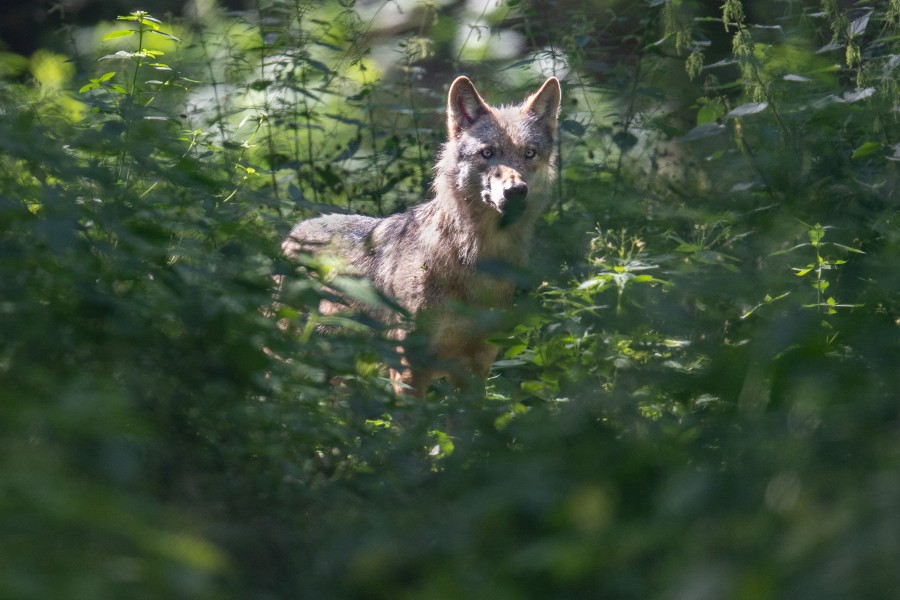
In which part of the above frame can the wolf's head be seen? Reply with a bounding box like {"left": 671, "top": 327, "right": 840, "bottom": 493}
{"left": 438, "top": 76, "right": 561, "bottom": 228}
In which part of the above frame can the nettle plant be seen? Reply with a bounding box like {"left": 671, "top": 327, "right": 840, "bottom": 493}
{"left": 776, "top": 222, "right": 865, "bottom": 316}
{"left": 78, "top": 11, "right": 186, "bottom": 189}
{"left": 576, "top": 229, "right": 669, "bottom": 316}
{"left": 744, "top": 222, "right": 864, "bottom": 322}
{"left": 80, "top": 12, "right": 182, "bottom": 108}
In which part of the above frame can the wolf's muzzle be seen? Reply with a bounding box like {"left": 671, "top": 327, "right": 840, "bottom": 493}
{"left": 503, "top": 182, "right": 528, "bottom": 203}
{"left": 499, "top": 182, "right": 528, "bottom": 227}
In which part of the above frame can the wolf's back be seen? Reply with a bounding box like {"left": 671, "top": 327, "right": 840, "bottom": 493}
{"left": 283, "top": 213, "right": 380, "bottom": 274}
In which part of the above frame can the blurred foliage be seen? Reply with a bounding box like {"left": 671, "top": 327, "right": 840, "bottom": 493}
{"left": 1, "top": 0, "right": 899, "bottom": 598}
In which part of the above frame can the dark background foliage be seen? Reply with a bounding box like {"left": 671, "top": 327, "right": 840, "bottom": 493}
{"left": 1, "top": 0, "right": 899, "bottom": 597}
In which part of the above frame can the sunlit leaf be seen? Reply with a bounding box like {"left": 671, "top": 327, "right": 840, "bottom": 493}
{"left": 843, "top": 87, "right": 875, "bottom": 103}
{"left": 849, "top": 11, "right": 871, "bottom": 37}
{"left": 148, "top": 29, "right": 180, "bottom": 41}
{"left": 99, "top": 50, "right": 136, "bottom": 61}
{"left": 725, "top": 102, "right": 768, "bottom": 118}
{"left": 140, "top": 17, "right": 162, "bottom": 30}
{"left": 103, "top": 29, "right": 136, "bottom": 41}
{"left": 696, "top": 105, "right": 723, "bottom": 125}
{"left": 851, "top": 141, "right": 881, "bottom": 159}
{"left": 682, "top": 123, "right": 725, "bottom": 141}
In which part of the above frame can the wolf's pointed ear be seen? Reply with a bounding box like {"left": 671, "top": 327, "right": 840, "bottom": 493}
{"left": 447, "top": 76, "right": 491, "bottom": 138}
{"left": 522, "top": 77, "right": 561, "bottom": 134}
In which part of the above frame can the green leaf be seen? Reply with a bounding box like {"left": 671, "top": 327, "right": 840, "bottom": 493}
{"left": 769, "top": 243, "right": 810, "bottom": 256}
{"left": 807, "top": 224, "right": 825, "bottom": 244}
{"left": 103, "top": 29, "right": 136, "bottom": 41}
{"left": 632, "top": 274, "right": 665, "bottom": 284}
{"left": 78, "top": 82, "right": 99, "bottom": 93}
{"left": 697, "top": 104, "right": 723, "bottom": 125}
{"left": 99, "top": 50, "right": 136, "bottom": 61}
{"left": 682, "top": 123, "right": 726, "bottom": 141}
{"left": 148, "top": 29, "right": 181, "bottom": 42}
{"left": 140, "top": 17, "right": 162, "bottom": 30}
{"left": 492, "top": 359, "right": 527, "bottom": 368}
{"left": 503, "top": 344, "right": 528, "bottom": 359}
{"left": 851, "top": 141, "right": 881, "bottom": 159}
{"left": 725, "top": 102, "right": 768, "bottom": 118}
{"left": 831, "top": 243, "right": 866, "bottom": 254}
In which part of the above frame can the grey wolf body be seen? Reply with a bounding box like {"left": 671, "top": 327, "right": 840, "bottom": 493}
{"left": 282, "top": 76, "right": 561, "bottom": 394}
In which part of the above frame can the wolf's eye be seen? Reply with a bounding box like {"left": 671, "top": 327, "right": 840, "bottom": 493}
{"left": 480, "top": 147, "right": 494, "bottom": 159}
{"left": 524, "top": 147, "right": 537, "bottom": 159}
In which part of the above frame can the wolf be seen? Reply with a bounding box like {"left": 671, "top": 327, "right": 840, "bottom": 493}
{"left": 281, "top": 76, "right": 561, "bottom": 395}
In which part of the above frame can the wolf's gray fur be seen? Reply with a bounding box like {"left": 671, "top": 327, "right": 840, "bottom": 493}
{"left": 282, "top": 76, "right": 561, "bottom": 394}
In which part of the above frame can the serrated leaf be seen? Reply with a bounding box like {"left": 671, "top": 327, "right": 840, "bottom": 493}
{"left": 849, "top": 11, "right": 871, "bottom": 37}
{"left": 99, "top": 50, "right": 136, "bottom": 61}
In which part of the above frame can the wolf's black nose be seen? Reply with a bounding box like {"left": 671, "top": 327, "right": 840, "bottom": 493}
{"left": 504, "top": 183, "right": 528, "bottom": 203}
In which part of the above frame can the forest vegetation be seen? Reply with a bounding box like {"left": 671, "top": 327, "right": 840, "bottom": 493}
{"left": 2, "top": 0, "right": 899, "bottom": 597}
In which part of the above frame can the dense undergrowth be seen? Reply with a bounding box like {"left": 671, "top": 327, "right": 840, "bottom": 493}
{"left": 1, "top": 1, "right": 899, "bottom": 597}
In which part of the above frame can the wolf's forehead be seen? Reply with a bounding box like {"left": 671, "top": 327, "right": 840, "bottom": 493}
{"left": 462, "top": 107, "right": 548, "bottom": 147}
